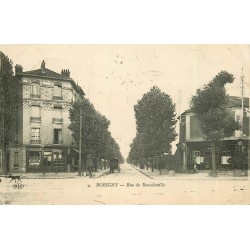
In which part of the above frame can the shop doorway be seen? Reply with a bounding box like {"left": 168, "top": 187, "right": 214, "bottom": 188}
{"left": 43, "top": 151, "right": 53, "bottom": 172}
{"left": 53, "top": 151, "right": 65, "bottom": 172}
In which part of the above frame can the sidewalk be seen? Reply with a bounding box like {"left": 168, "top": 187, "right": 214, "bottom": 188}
{"left": 132, "top": 165, "right": 248, "bottom": 180}
{"left": 4, "top": 168, "right": 110, "bottom": 179}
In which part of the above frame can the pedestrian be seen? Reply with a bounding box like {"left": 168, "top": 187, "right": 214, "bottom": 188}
{"left": 88, "top": 164, "right": 93, "bottom": 178}
{"left": 193, "top": 156, "right": 198, "bottom": 173}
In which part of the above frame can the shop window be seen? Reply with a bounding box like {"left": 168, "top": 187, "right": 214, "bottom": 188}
{"left": 53, "top": 151, "right": 64, "bottom": 171}
{"left": 29, "top": 151, "right": 41, "bottom": 170}
{"left": 192, "top": 151, "right": 204, "bottom": 164}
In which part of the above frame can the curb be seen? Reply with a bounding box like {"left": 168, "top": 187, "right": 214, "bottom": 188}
{"left": 129, "top": 166, "right": 248, "bottom": 181}
{"left": 131, "top": 165, "right": 154, "bottom": 179}
{"left": 0, "top": 170, "right": 110, "bottom": 180}
{"left": 95, "top": 170, "right": 110, "bottom": 178}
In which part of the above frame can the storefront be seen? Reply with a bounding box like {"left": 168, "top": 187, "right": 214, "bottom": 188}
{"left": 177, "top": 139, "right": 249, "bottom": 171}
{"left": 26, "top": 147, "right": 68, "bottom": 173}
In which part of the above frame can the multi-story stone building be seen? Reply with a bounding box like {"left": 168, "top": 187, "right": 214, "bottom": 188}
{"left": 7, "top": 60, "right": 84, "bottom": 173}
{"left": 176, "top": 96, "right": 249, "bottom": 172}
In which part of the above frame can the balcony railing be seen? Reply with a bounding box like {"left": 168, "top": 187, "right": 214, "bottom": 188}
{"left": 52, "top": 118, "right": 63, "bottom": 123}
{"left": 53, "top": 96, "right": 63, "bottom": 100}
{"left": 53, "top": 140, "right": 63, "bottom": 145}
{"left": 31, "top": 94, "right": 41, "bottom": 99}
{"left": 30, "top": 117, "right": 41, "bottom": 122}
{"left": 30, "top": 140, "right": 41, "bottom": 145}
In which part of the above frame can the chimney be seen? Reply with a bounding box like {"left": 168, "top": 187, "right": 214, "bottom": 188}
{"left": 61, "top": 69, "right": 70, "bottom": 77}
{"left": 15, "top": 64, "right": 23, "bottom": 75}
{"left": 41, "top": 60, "right": 46, "bottom": 73}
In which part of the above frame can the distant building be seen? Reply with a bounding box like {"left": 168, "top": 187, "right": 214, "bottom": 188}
{"left": 176, "top": 96, "right": 249, "bottom": 171}
{"left": 7, "top": 61, "right": 84, "bottom": 173}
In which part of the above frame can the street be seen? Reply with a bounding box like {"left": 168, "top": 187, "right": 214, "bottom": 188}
{"left": 0, "top": 163, "right": 249, "bottom": 205}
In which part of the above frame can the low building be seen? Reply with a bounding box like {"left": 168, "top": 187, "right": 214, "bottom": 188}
{"left": 176, "top": 96, "right": 249, "bottom": 172}
{"left": 7, "top": 61, "right": 84, "bottom": 173}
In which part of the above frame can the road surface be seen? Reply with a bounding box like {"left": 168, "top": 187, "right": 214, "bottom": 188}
{"left": 0, "top": 164, "right": 249, "bottom": 204}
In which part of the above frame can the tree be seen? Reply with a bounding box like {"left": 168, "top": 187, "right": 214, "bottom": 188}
{"left": 190, "top": 71, "right": 240, "bottom": 177}
{"left": 0, "top": 51, "right": 21, "bottom": 174}
{"left": 68, "top": 97, "right": 123, "bottom": 169}
{"left": 134, "top": 86, "right": 177, "bottom": 156}
{"left": 127, "top": 133, "right": 144, "bottom": 165}
{"left": 128, "top": 86, "right": 177, "bottom": 164}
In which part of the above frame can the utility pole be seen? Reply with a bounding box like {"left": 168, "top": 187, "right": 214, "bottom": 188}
{"left": 178, "top": 89, "right": 186, "bottom": 170}
{"left": 78, "top": 101, "right": 82, "bottom": 176}
{"left": 178, "top": 89, "right": 182, "bottom": 132}
{"left": 240, "top": 67, "right": 245, "bottom": 137}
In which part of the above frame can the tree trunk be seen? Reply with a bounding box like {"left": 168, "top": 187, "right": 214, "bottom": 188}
{"left": 211, "top": 141, "right": 217, "bottom": 177}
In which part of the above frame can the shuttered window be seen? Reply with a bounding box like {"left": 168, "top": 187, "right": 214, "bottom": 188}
{"left": 32, "top": 83, "right": 40, "bottom": 95}
{"left": 31, "top": 106, "right": 40, "bottom": 117}
{"left": 53, "top": 86, "right": 62, "bottom": 97}
{"left": 54, "top": 107, "right": 62, "bottom": 118}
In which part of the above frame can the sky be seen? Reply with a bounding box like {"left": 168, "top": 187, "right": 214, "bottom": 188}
{"left": 0, "top": 44, "right": 249, "bottom": 158}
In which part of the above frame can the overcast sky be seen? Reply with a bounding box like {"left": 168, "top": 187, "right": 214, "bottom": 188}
{"left": 0, "top": 45, "right": 249, "bottom": 158}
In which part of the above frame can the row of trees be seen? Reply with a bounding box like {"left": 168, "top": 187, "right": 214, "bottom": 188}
{"left": 0, "top": 52, "right": 20, "bottom": 174}
{"left": 68, "top": 98, "right": 124, "bottom": 170}
{"left": 128, "top": 71, "right": 241, "bottom": 177}
{"left": 0, "top": 50, "right": 124, "bottom": 175}
{"left": 127, "top": 86, "right": 177, "bottom": 169}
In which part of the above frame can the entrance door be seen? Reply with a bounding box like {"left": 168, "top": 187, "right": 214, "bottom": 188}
{"left": 43, "top": 151, "right": 52, "bottom": 172}
{"left": 27, "top": 151, "right": 42, "bottom": 172}
{"left": 53, "top": 151, "right": 65, "bottom": 172}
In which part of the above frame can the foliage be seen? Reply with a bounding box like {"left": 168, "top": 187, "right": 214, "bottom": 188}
{"left": 190, "top": 71, "right": 240, "bottom": 141}
{"left": 68, "top": 98, "right": 124, "bottom": 163}
{"left": 0, "top": 52, "right": 20, "bottom": 146}
{"left": 190, "top": 71, "right": 240, "bottom": 175}
{"left": 128, "top": 86, "right": 177, "bottom": 163}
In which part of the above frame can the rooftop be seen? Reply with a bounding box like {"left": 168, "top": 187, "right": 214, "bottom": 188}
{"left": 16, "top": 60, "right": 85, "bottom": 96}
{"left": 179, "top": 96, "right": 249, "bottom": 118}
{"left": 21, "top": 68, "right": 72, "bottom": 81}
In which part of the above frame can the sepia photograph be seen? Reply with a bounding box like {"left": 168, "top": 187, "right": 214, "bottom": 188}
{"left": 1, "top": 1, "right": 250, "bottom": 250}
{"left": 0, "top": 44, "right": 249, "bottom": 205}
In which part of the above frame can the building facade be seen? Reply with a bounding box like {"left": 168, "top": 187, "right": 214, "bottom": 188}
{"left": 176, "top": 96, "right": 250, "bottom": 172}
{"left": 7, "top": 61, "right": 84, "bottom": 173}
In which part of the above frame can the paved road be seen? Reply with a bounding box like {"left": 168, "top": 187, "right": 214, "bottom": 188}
{"left": 0, "top": 163, "right": 249, "bottom": 204}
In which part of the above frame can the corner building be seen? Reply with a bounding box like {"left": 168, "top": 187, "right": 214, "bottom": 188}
{"left": 8, "top": 61, "right": 84, "bottom": 173}
{"left": 176, "top": 96, "right": 249, "bottom": 172}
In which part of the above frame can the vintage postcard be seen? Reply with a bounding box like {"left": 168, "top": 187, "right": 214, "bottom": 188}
{"left": 0, "top": 44, "right": 249, "bottom": 205}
